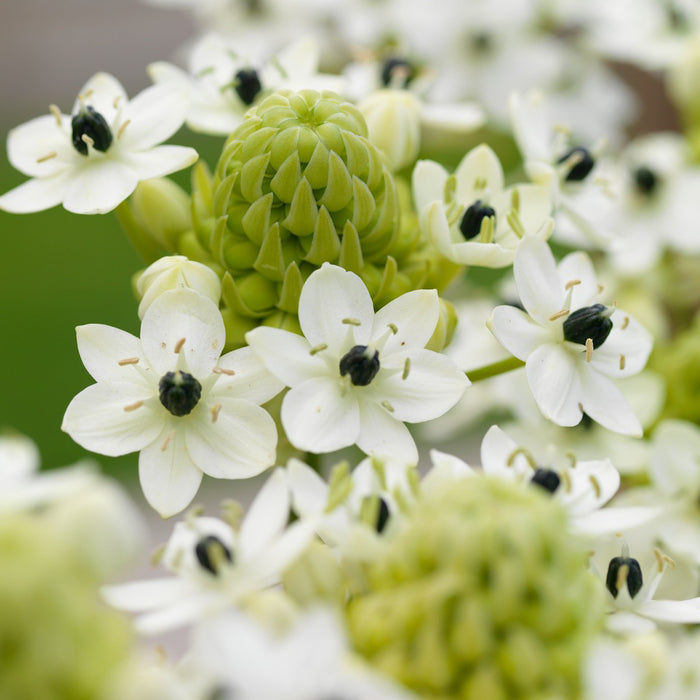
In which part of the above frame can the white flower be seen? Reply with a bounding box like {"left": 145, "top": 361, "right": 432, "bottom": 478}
{"left": 246, "top": 263, "right": 469, "bottom": 463}
{"left": 186, "top": 607, "right": 418, "bottom": 700}
{"left": 487, "top": 237, "right": 652, "bottom": 435}
{"left": 414, "top": 143, "right": 552, "bottom": 268}
{"left": 0, "top": 72, "right": 197, "bottom": 214}
{"left": 149, "top": 34, "right": 345, "bottom": 136}
{"left": 62, "top": 288, "right": 283, "bottom": 517}
{"left": 135, "top": 255, "right": 222, "bottom": 320}
{"left": 102, "top": 468, "right": 313, "bottom": 634}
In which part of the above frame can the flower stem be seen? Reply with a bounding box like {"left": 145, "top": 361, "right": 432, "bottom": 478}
{"left": 114, "top": 200, "right": 165, "bottom": 264}
{"left": 467, "top": 356, "right": 525, "bottom": 383}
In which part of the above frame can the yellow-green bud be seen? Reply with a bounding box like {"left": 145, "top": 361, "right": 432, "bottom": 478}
{"left": 668, "top": 38, "right": 700, "bottom": 136}
{"left": 346, "top": 478, "right": 604, "bottom": 700}
{"left": 0, "top": 513, "right": 131, "bottom": 699}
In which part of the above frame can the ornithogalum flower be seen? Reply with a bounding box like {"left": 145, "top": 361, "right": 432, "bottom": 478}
{"left": 488, "top": 238, "right": 652, "bottom": 435}
{"left": 246, "top": 263, "right": 469, "bottom": 463}
{"left": 62, "top": 289, "right": 283, "bottom": 517}
{"left": 0, "top": 72, "right": 197, "bottom": 214}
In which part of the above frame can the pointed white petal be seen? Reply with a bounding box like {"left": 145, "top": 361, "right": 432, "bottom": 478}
{"left": 74, "top": 73, "right": 128, "bottom": 125}
{"left": 139, "top": 428, "right": 203, "bottom": 517}
{"left": 557, "top": 251, "right": 599, "bottom": 310}
{"left": 62, "top": 160, "right": 138, "bottom": 214}
{"left": 639, "top": 598, "right": 700, "bottom": 624}
{"left": 119, "top": 146, "right": 198, "bottom": 180}
{"left": 281, "top": 377, "right": 360, "bottom": 454}
{"left": 7, "top": 114, "right": 74, "bottom": 177}
{"left": 356, "top": 399, "right": 418, "bottom": 464}
{"left": 488, "top": 305, "right": 552, "bottom": 360}
{"left": 135, "top": 592, "right": 221, "bottom": 635}
{"left": 579, "top": 367, "right": 642, "bottom": 436}
{"left": 213, "top": 345, "right": 285, "bottom": 405}
{"left": 102, "top": 578, "right": 189, "bottom": 612}
{"left": 573, "top": 506, "right": 661, "bottom": 537}
{"left": 141, "top": 289, "right": 225, "bottom": 378}
{"left": 62, "top": 383, "right": 164, "bottom": 456}
{"left": 372, "top": 290, "right": 440, "bottom": 353}
{"left": 526, "top": 343, "right": 583, "bottom": 426}
{"left": 480, "top": 424, "right": 530, "bottom": 479}
{"left": 589, "top": 309, "right": 652, "bottom": 379}
{"left": 286, "top": 458, "right": 329, "bottom": 516}
{"left": 650, "top": 419, "right": 700, "bottom": 495}
{"left": 412, "top": 159, "right": 448, "bottom": 212}
{"left": 0, "top": 175, "right": 69, "bottom": 213}
{"left": 76, "top": 324, "right": 147, "bottom": 384}
{"left": 455, "top": 144, "right": 504, "bottom": 203}
{"left": 298, "top": 264, "right": 374, "bottom": 354}
{"left": 514, "top": 237, "right": 563, "bottom": 324}
{"left": 185, "top": 398, "right": 276, "bottom": 479}
{"left": 239, "top": 468, "right": 290, "bottom": 560}
{"left": 564, "top": 458, "right": 619, "bottom": 515}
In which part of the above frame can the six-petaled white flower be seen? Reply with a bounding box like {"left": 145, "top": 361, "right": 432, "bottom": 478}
{"left": 246, "top": 263, "right": 470, "bottom": 464}
{"left": 62, "top": 288, "right": 283, "bottom": 517}
{"left": 0, "top": 72, "right": 198, "bottom": 214}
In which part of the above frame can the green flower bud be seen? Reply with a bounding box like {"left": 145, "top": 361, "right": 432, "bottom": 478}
{"left": 0, "top": 514, "right": 131, "bottom": 699}
{"left": 346, "top": 478, "right": 604, "bottom": 700}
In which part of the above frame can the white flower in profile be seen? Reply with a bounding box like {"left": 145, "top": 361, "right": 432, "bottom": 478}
{"left": 135, "top": 255, "right": 222, "bottom": 320}
{"left": 102, "top": 469, "right": 314, "bottom": 634}
{"left": 487, "top": 237, "right": 652, "bottom": 435}
{"left": 246, "top": 263, "right": 470, "bottom": 464}
{"left": 0, "top": 72, "right": 197, "bottom": 215}
{"left": 414, "top": 143, "right": 552, "bottom": 268}
{"left": 62, "top": 288, "right": 283, "bottom": 517}
{"left": 187, "top": 607, "right": 418, "bottom": 700}
{"left": 149, "top": 33, "right": 346, "bottom": 136}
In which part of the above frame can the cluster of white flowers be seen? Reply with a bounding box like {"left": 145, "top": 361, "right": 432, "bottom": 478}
{"left": 4, "top": 0, "right": 700, "bottom": 697}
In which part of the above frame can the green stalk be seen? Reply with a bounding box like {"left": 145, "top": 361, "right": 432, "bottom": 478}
{"left": 467, "top": 355, "right": 525, "bottom": 383}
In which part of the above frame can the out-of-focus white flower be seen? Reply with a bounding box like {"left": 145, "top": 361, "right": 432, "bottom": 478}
{"left": 0, "top": 73, "right": 197, "bottom": 214}
{"left": 62, "top": 289, "right": 283, "bottom": 517}
{"left": 102, "top": 469, "right": 313, "bottom": 634}
{"left": 246, "top": 263, "right": 469, "bottom": 464}
{"left": 414, "top": 143, "right": 552, "bottom": 268}
{"left": 488, "top": 238, "right": 652, "bottom": 435}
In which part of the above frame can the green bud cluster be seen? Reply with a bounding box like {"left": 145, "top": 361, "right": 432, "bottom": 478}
{"left": 346, "top": 478, "right": 604, "bottom": 700}
{"left": 0, "top": 513, "right": 131, "bottom": 699}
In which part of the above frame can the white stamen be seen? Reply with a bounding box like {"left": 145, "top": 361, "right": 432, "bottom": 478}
{"left": 549, "top": 308, "right": 569, "bottom": 321}
{"left": 49, "top": 104, "right": 62, "bottom": 126}
{"left": 211, "top": 403, "right": 222, "bottom": 423}
{"left": 619, "top": 354, "right": 626, "bottom": 370}
{"left": 213, "top": 367, "right": 235, "bottom": 376}
{"left": 117, "top": 119, "right": 131, "bottom": 139}
{"left": 123, "top": 400, "right": 143, "bottom": 412}
{"left": 36, "top": 151, "right": 57, "bottom": 163}
{"left": 118, "top": 357, "right": 139, "bottom": 366}
{"left": 174, "top": 337, "right": 186, "bottom": 354}
{"left": 585, "top": 338, "right": 593, "bottom": 362}
{"left": 309, "top": 343, "right": 327, "bottom": 356}
{"left": 342, "top": 317, "right": 361, "bottom": 326}
{"left": 402, "top": 358, "right": 411, "bottom": 380}
{"left": 565, "top": 279, "right": 581, "bottom": 290}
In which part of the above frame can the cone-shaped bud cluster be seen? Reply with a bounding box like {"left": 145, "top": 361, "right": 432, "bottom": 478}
{"left": 346, "top": 478, "right": 605, "bottom": 700}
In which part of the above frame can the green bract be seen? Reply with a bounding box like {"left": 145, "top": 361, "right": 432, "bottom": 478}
{"left": 346, "top": 478, "right": 605, "bottom": 700}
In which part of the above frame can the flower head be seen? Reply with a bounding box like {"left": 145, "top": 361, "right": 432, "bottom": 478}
{"left": 246, "top": 263, "right": 469, "bottom": 463}
{"left": 0, "top": 72, "right": 197, "bottom": 214}
{"left": 62, "top": 288, "right": 283, "bottom": 517}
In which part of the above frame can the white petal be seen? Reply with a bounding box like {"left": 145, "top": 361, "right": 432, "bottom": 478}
{"left": 141, "top": 289, "right": 225, "bottom": 378}
{"left": 514, "top": 237, "right": 563, "bottom": 324}
{"left": 372, "top": 290, "right": 440, "bottom": 354}
{"left": 573, "top": 506, "right": 661, "bottom": 537}
{"left": 412, "top": 159, "right": 448, "bottom": 212}
{"left": 185, "top": 397, "right": 276, "bottom": 479}
{"left": 245, "top": 326, "right": 323, "bottom": 388}
{"left": 487, "top": 305, "right": 552, "bottom": 360}
{"left": 139, "top": 427, "right": 203, "bottom": 517}
{"left": 422, "top": 200, "right": 458, "bottom": 258}
{"left": 239, "top": 468, "right": 290, "bottom": 561}
{"left": 102, "top": 578, "right": 189, "bottom": 612}
{"left": 62, "top": 160, "right": 138, "bottom": 214}
{"left": 557, "top": 251, "right": 599, "bottom": 309}
{"left": 119, "top": 82, "right": 190, "bottom": 150}
{"left": 135, "top": 591, "right": 221, "bottom": 635}
{"left": 298, "top": 264, "right": 374, "bottom": 354}
{"left": 650, "top": 419, "right": 700, "bottom": 495}
{"left": 213, "top": 345, "right": 285, "bottom": 405}
{"left": 7, "top": 114, "right": 74, "bottom": 177}
{"left": 564, "top": 458, "right": 619, "bottom": 516}
{"left": 356, "top": 399, "right": 418, "bottom": 464}
{"left": 0, "top": 175, "right": 69, "bottom": 213}
{"left": 579, "top": 367, "right": 642, "bottom": 436}
{"left": 62, "top": 383, "right": 164, "bottom": 456}
{"left": 526, "top": 343, "right": 583, "bottom": 426}
{"left": 76, "top": 324, "right": 147, "bottom": 384}
{"left": 480, "top": 424, "right": 530, "bottom": 479}
{"left": 455, "top": 144, "right": 504, "bottom": 203}
{"left": 639, "top": 598, "right": 700, "bottom": 624}
{"left": 281, "top": 377, "right": 359, "bottom": 454}
{"left": 74, "top": 73, "right": 128, "bottom": 125}
{"left": 119, "top": 146, "right": 198, "bottom": 180}
{"left": 420, "top": 102, "right": 484, "bottom": 132}
{"left": 286, "top": 458, "right": 329, "bottom": 516}
{"left": 589, "top": 310, "right": 652, "bottom": 379}
{"left": 372, "top": 349, "right": 469, "bottom": 422}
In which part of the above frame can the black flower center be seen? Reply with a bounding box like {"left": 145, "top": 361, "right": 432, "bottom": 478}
{"left": 376, "top": 498, "right": 390, "bottom": 533}
{"left": 339, "top": 345, "right": 380, "bottom": 386}
{"left": 234, "top": 68, "right": 262, "bottom": 106}
{"left": 158, "top": 370, "right": 202, "bottom": 416}
{"left": 605, "top": 556, "right": 643, "bottom": 599}
{"left": 530, "top": 468, "right": 561, "bottom": 494}
{"left": 459, "top": 200, "right": 496, "bottom": 240}
{"left": 557, "top": 146, "right": 595, "bottom": 182}
{"left": 71, "top": 105, "right": 113, "bottom": 156}
{"left": 195, "top": 535, "right": 233, "bottom": 575}
{"left": 380, "top": 57, "right": 416, "bottom": 88}
{"left": 562, "top": 303, "right": 613, "bottom": 349}
{"left": 633, "top": 166, "right": 659, "bottom": 197}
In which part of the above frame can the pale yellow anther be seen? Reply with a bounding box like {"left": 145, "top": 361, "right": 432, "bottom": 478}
{"left": 161, "top": 432, "right": 173, "bottom": 452}
{"left": 402, "top": 358, "right": 411, "bottom": 380}
{"left": 585, "top": 338, "right": 593, "bottom": 362}
{"left": 597, "top": 283, "right": 604, "bottom": 294}
{"left": 619, "top": 354, "right": 626, "bottom": 370}
{"left": 211, "top": 403, "right": 222, "bottom": 423}
{"left": 387, "top": 323, "right": 398, "bottom": 335}
{"left": 173, "top": 337, "right": 186, "bottom": 354}
{"left": 549, "top": 308, "right": 570, "bottom": 321}
{"left": 565, "top": 451, "right": 577, "bottom": 468}
{"left": 117, "top": 119, "right": 131, "bottom": 139}
{"left": 562, "top": 469, "right": 572, "bottom": 493}
{"left": 589, "top": 474, "right": 602, "bottom": 499}
{"left": 36, "top": 151, "right": 57, "bottom": 163}
{"left": 49, "top": 104, "right": 62, "bottom": 126}
{"left": 565, "top": 279, "right": 581, "bottom": 290}
{"left": 213, "top": 367, "right": 235, "bottom": 376}
{"left": 81, "top": 133, "right": 95, "bottom": 147}
{"left": 381, "top": 400, "right": 395, "bottom": 413}
{"left": 654, "top": 547, "right": 676, "bottom": 572}
{"left": 473, "top": 176, "right": 487, "bottom": 190}
{"left": 118, "top": 357, "right": 139, "bottom": 366}
{"left": 112, "top": 96, "right": 121, "bottom": 109}
{"left": 621, "top": 316, "right": 629, "bottom": 330}
{"left": 506, "top": 447, "right": 536, "bottom": 469}
{"left": 150, "top": 544, "right": 166, "bottom": 567}
{"left": 123, "top": 400, "right": 144, "bottom": 412}
{"left": 309, "top": 343, "right": 328, "bottom": 356}
{"left": 342, "top": 317, "right": 361, "bottom": 326}
{"left": 510, "top": 187, "right": 521, "bottom": 212}
{"left": 616, "top": 563, "right": 630, "bottom": 593}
